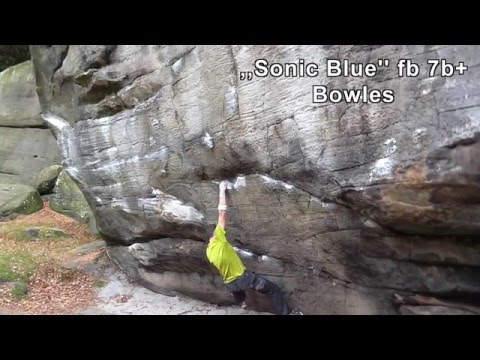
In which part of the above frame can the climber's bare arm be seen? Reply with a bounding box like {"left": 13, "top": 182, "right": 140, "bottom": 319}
{"left": 218, "top": 210, "right": 227, "bottom": 231}
{"left": 218, "top": 181, "right": 228, "bottom": 230}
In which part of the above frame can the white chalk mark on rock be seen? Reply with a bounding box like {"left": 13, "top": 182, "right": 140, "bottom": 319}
{"left": 202, "top": 132, "right": 214, "bottom": 149}
{"left": 234, "top": 247, "right": 254, "bottom": 258}
{"left": 233, "top": 176, "right": 246, "bottom": 189}
{"left": 384, "top": 138, "right": 397, "bottom": 156}
{"left": 413, "top": 127, "right": 427, "bottom": 143}
{"left": 369, "top": 158, "right": 394, "bottom": 182}
{"left": 152, "top": 189, "right": 204, "bottom": 223}
{"left": 260, "top": 174, "right": 294, "bottom": 190}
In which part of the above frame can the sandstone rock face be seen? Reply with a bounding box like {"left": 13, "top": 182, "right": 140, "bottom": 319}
{"left": 0, "top": 127, "right": 60, "bottom": 186}
{"left": 0, "top": 61, "right": 43, "bottom": 127}
{"left": 0, "top": 61, "right": 60, "bottom": 186}
{"left": 0, "top": 184, "right": 43, "bottom": 217}
{"left": 30, "top": 45, "right": 480, "bottom": 314}
{"left": 50, "top": 170, "right": 94, "bottom": 223}
{"left": 33, "top": 165, "right": 63, "bottom": 195}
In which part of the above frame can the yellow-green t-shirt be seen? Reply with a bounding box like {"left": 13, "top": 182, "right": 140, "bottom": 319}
{"left": 206, "top": 224, "right": 246, "bottom": 283}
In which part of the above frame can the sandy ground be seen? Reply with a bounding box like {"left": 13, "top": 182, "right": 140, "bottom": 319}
{"left": 79, "top": 270, "right": 266, "bottom": 315}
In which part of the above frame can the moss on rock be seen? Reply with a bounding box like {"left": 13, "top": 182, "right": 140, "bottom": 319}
{"left": 0, "top": 184, "right": 43, "bottom": 217}
{"left": 50, "top": 170, "right": 93, "bottom": 223}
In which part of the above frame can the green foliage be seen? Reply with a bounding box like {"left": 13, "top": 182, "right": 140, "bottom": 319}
{"left": 0, "top": 250, "right": 38, "bottom": 283}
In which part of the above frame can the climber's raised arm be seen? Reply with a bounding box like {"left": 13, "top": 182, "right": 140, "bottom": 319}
{"left": 217, "top": 181, "right": 229, "bottom": 231}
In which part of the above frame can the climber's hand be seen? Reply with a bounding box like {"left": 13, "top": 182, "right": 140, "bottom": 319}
{"left": 219, "top": 180, "right": 232, "bottom": 195}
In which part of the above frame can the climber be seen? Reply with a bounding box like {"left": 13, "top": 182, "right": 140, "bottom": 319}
{"left": 206, "top": 180, "right": 302, "bottom": 315}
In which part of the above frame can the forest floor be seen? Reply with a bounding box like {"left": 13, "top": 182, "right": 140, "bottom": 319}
{"left": 0, "top": 202, "right": 261, "bottom": 315}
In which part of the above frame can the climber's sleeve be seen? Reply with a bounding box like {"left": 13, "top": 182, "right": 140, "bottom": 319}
{"left": 213, "top": 224, "right": 227, "bottom": 243}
